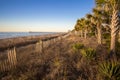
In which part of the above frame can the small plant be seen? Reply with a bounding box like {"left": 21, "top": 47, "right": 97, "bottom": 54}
{"left": 88, "top": 32, "right": 95, "bottom": 37}
{"left": 53, "top": 58, "right": 62, "bottom": 68}
{"left": 106, "top": 39, "right": 110, "bottom": 47}
{"left": 103, "top": 33, "right": 110, "bottom": 40}
{"left": 99, "top": 60, "right": 120, "bottom": 80}
{"left": 72, "top": 43, "right": 84, "bottom": 52}
{"left": 81, "top": 48, "right": 96, "bottom": 60}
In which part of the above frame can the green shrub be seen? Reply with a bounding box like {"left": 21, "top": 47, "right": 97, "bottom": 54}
{"left": 88, "top": 32, "right": 95, "bottom": 37}
{"left": 81, "top": 48, "right": 96, "bottom": 60}
{"left": 106, "top": 39, "right": 110, "bottom": 47}
{"left": 72, "top": 43, "right": 84, "bottom": 52}
{"left": 103, "top": 33, "right": 110, "bottom": 40}
{"left": 99, "top": 60, "right": 120, "bottom": 80}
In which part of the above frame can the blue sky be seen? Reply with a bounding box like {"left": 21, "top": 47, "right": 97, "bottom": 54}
{"left": 0, "top": 0, "right": 95, "bottom": 32}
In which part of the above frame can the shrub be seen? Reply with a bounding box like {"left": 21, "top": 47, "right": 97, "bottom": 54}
{"left": 81, "top": 48, "right": 96, "bottom": 60}
{"left": 99, "top": 60, "right": 120, "bottom": 80}
{"left": 103, "top": 33, "right": 110, "bottom": 40}
{"left": 88, "top": 32, "right": 95, "bottom": 37}
{"left": 72, "top": 43, "right": 84, "bottom": 52}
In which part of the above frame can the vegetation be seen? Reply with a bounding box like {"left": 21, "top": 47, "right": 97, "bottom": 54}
{"left": 72, "top": 42, "right": 84, "bottom": 52}
{"left": 0, "top": 31, "right": 120, "bottom": 80}
{"left": 74, "top": 0, "right": 120, "bottom": 58}
{"left": 0, "top": 0, "right": 120, "bottom": 80}
{"left": 81, "top": 48, "right": 96, "bottom": 60}
{"left": 99, "top": 60, "right": 120, "bottom": 80}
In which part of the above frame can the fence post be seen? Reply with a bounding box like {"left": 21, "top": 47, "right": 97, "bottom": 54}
{"left": 53, "top": 38, "right": 56, "bottom": 43}
{"left": 2, "top": 61, "right": 5, "bottom": 72}
{"left": 35, "top": 42, "right": 40, "bottom": 53}
{"left": 13, "top": 47, "right": 17, "bottom": 68}
{"left": 8, "top": 49, "right": 13, "bottom": 69}
{"left": 7, "top": 47, "right": 17, "bottom": 71}
{"left": 35, "top": 40, "right": 43, "bottom": 53}
{"left": 40, "top": 40, "right": 43, "bottom": 53}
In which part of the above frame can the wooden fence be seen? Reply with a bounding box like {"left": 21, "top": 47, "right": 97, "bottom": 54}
{"left": 0, "top": 47, "right": 17, "bottom": 72}
{"left": 0, "top": 33, "right": 70, "bottom": 72}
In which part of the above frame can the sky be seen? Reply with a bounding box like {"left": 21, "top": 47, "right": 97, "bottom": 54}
{"left": 0, "top": 0, "right": 95, "bottom": 32}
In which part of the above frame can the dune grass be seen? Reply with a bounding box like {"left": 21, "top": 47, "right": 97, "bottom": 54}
{"left": 0, "top": 35, "right": 120, "bottom": 80}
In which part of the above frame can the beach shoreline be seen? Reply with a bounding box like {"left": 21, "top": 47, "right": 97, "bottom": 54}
{"left": 0, "top": 33, "right": 66, "bottom": 51}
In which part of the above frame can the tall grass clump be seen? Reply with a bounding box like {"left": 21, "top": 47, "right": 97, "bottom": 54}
{"left": 81, "top": 48, "right": 96, "bottom": 60}
{"left": 72, "top": 42, "right": 84, "bottom": 52}
{"left": 103, "top": 33, "right": 110, "bottom": 40}
{"left": 99, "top": 60, "right": 120, "bottom": 80}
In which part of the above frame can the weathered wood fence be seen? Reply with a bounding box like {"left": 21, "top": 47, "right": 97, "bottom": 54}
{"left": 0, "top": 33, "right": 70, "bottom": 72}
{"left": 0, "top": 47, "right": 17, "bottom": 72}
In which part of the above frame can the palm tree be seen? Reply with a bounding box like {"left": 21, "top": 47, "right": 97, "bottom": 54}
{"left": 83, "top": 19, "right": 92, "bottom": 39}
{"left": 96, "top": 0, "right": 120, "bottom": 56}
{"left": 79, "top": 18, "right": 87, "bottom": 39}
{"left": 86, "top": 14, "right": 97, "bottom": 36}
{"left": 86, "top": 8, "right": 103, "bottom": 45}
{"left": 74, "top": 19, "right": 81, "bottom": 31}
{"left": 74, "top": 19, "right": 84, "bottom": 37}
{"left": 110, "top": 0, "right": 120, "bottom": 55}
{"left": 80, "top": 18, "right": 91, "bottom": 39}
{"left": 93, "top": 8, "right": 104, "bottom": 45}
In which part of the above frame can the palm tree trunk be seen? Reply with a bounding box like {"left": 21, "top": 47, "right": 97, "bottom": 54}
{"left": 97, "top": 25, "right": 102, "bottom": 45}
{"left": 110, "top": 6, "right": 120, "bottom": 55}
{"left": 95, "top": 29, "right": 97, "bottom": 38}
{"left": 84, "top": 29, "right": 87, "bottom": 39}
{"left": 80, "top": 30, "right": 83, "bottom": 38}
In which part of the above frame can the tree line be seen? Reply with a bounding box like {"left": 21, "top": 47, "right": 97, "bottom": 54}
{"left": 74, "top": 0, "right": 120, "bottom": 59}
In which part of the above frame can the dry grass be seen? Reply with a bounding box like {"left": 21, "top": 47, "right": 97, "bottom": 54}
{"left": 0, "top": 35, "right": 120, "bottom": 80}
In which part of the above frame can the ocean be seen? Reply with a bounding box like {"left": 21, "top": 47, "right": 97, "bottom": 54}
{"left": 0, "top": 32, "right": 58, "bottom": 39}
